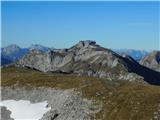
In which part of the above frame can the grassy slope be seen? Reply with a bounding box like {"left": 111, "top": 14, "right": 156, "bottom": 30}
{"left": 1, "top": 66, "right": 160, "bottom": 120}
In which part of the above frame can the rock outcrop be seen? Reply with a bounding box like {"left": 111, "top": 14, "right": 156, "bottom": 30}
{"left": 16, "top": 40, "right": 160, "bottom": 85}
{"left": 2, "top": 87, "right": 98, "bottom": 120}
{"left": 140, "top": 51, "right": 160, "bottom": 72}
{"left": 1, "top": 106, "right": 14, "bottom": 120}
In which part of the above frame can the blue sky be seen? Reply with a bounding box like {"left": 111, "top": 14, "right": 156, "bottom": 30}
{"left": 2, "top": 1, "right": 159, "bottom": 50}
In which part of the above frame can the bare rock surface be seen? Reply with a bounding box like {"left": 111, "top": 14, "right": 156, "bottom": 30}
{"left": 1, "top": 86, "right": 99, "bottom": 120}
{"left": 16, "top": 40, "right": 160, "bottom": 85}
{"left": 140, "top": 51, "right": 160, "bottom": 72}
{"left": 1, "top": 106, "right": 14, "bottom": 120}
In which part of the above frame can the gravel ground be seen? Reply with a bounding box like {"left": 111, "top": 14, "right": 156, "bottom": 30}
{"left": 1, "top": 86, "right": 99, "bottom": 120}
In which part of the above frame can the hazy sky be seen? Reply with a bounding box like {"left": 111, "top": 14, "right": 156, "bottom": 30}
{"left": 2, "top": 1, "right": 159, "bottom": 50}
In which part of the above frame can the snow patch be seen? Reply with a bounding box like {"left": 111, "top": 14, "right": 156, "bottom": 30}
{"left": 0, "top": 100, "right": 51, "bottom": 120}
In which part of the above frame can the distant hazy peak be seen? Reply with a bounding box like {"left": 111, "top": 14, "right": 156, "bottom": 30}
{"left": 140, "top": 51, "right": 160, "bottom": 72}
{"left": 2, "top": 44, "right": 21, "bottom": 54}
{"left": 113, "top": 49, "right": 149, "bottom": 61}
{"left": 29, "top": 44, "right": 50, "bottom": 52}
{"left": 3, "top": 44, "right": 20, "bottom": 50}
{"left": 30, "top": 44, "right": 46, "bottom": 48}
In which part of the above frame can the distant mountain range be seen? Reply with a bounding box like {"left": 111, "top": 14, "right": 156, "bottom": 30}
{"left": 1, "top": 44, "right": 51, "bottom": 65}
{"left": 1, "top": 44, "right": 28, "bottom": 65}
{"left": 1, "top": 44, "right": 151, "bottom": 65}
{"left": 29, "top": 44, "right": 51, "bottom": 52}
{"left": 1, "top": 43, "right": 159, "bottom": 73}
{"left": 113, "top": 49, "right": 149, "bottom": 61}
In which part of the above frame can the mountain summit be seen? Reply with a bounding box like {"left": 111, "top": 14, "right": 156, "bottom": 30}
{"left": 29, "top": 44, "right": 50, "bottom": 52}
{"left": 1, "top": 44, "right": 51, "bottom": 66}
{"left": 140, "top": 51, "right": 160, "bottom": 72}
{"left": 16, "top": 40, "right": 160, "bottom": 85}
{"left": 1, "top": 44, "right": 21, "bottom": 55}
{"left": 1, "top": 44, "right": 28, "bottom": 63}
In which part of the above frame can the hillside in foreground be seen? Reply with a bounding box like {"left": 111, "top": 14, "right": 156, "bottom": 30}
{"left": 1, "top": 66, "right": 160, "bottom": 120}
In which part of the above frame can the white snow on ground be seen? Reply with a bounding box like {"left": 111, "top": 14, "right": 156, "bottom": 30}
{"left": 0, "top": 100, "right": 51, "bottom": 120}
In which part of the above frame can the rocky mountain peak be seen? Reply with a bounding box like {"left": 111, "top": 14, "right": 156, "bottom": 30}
{"left": 2, "top": 44, "right": 21, "bottom": 54}
{"left": 140, "top": 51, "right": 160, "bottom": 72}
{"left": 29, "top": 44, "right": 50, "bottom": 52}
{"left": 7, "top": 44, "right": 20, "bottom": 49}
{"left": 29, "top": 49, "right": 44, "bottom": 54}
{"left": 76, "top": 40, "right": 96, "bottom": 48}
{"left": 16, "top": 41, "right": 160, "bottom": 85}
{"left": 1, "top": 44, "right": 29, "bottom": 63}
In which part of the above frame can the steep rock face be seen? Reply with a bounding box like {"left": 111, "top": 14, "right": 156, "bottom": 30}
{"left": 140, "top": 51, "right": 160, "bottom": 72}
{"left": 16, "top": 40, "right": 160, "bottom": 85}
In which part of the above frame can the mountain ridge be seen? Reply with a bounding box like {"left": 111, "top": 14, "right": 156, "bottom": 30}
{"left": 1, "top": 44, "right": 52, "bottom": 65}
{"left": 140, "top": 51, "right": 160, "bottom": 72}
{"left": 15, "top": 40, "right": 160, "bottom": 85}
{"left": 1, "top": 43, "right": 151, "bottom": 64}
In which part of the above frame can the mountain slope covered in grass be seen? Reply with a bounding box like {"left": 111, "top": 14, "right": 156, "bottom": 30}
{"left": 1, "top": 66, "right": 160, "bottom": 120}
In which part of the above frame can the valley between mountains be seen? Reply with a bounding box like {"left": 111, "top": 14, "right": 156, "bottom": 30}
{"left": 1, "top": 40, "right": 160, "bottom": 120}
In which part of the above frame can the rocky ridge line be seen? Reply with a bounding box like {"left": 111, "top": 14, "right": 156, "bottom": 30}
{"left": 16, "top": 40, "right": 160, "bottom": 85}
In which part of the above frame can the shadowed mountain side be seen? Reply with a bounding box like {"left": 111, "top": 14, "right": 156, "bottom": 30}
{"left": 1, "top": 57, "right": 12, "bottom": 65}
{"left": 115, "top": 54, "right": 160, "bottom": 85}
